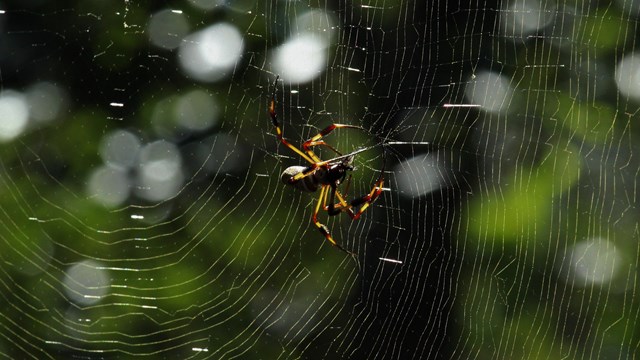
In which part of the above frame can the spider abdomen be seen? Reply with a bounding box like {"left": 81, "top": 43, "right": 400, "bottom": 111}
{"left": 281, "top": 164, "right": 349, "bottom": 193}
{"left": 281, "top": 166, "right": 320, "bottom": 192}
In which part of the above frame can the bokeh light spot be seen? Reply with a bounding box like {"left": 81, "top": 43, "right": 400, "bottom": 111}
{"left": 99, "top": 129, "right": 142, "bottom": 169}
{"left": 565, "top": 238, "right": 622, "bottom": 286}
{"left": 174, "top": 89, "right": 219, "bottom": 131}
{"left": 25, "top": 82, "right": 67, "bottom": 123}
{"left": 0, "top": 90, "right": 29, "bottom": 142}
{"left": 272, "top": 34, "right": 327, "bottom": 84}
{"left": 615, "top": 52, "right": 640, "bottom": 101}
{"left": 465, "top": 71, "right": 513, "bottom": 113}
{"left": 87, "top": 165, "right": 131, "bottom": 207}
{"left": 394, "top": 153, "right": 448, "bottom": 198}
{"left": 501, "top": 0, "right": 555, "bottom": 36}
{"left": 148, "top": 9, "right": 190, "bottom": 50}
{"left": 186, "top": 0, "right": 226, "bottom": 11}
{"left": 136, "top": 140, "right": 184, "bottom": 201}
{"left": 178, "top": 23, "right": 244, "bottom": 82}
{"left": 63, "top": 260, "right": 110, "bottom": 306}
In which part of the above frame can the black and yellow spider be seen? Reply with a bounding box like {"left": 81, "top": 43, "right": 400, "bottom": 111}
{"left": 268, "top": 77, "right": 385, "bottom": 255}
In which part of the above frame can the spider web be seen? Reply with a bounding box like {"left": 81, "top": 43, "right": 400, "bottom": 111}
{"left": 0, "top": 0, "right": 638, "bottom": 358}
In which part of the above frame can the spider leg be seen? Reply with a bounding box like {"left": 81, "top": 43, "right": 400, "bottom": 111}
{"left": 334, "top": 153, "right": 387, "bottom": 220}
{"left": 342, "top": 174, "right": 352, "bottom": 198}
{"left": 324, "top": 175, "right": 352, "bottom": 214}
{"left": 330, "top": 189, "right": 355, "bottom": 214}
{"left": 312, "top": 185, "right": 356, "bottom": 256}
{"left": 305, "top": 141, "right": 342, "bottom": 157}
{"left": 302, "top": 124, "right": 363, "bottom": 162}
{"left": 348, "top": 150, "right": 387, "bottom": 219}
{"left": 269, "top": 77, "right": 315, "bottom": 164}
{"left": 348, "top": 174, "right": 384, "bottom": 220}
{"left": 326, "top": 184, "right": 343, "bottom": 216}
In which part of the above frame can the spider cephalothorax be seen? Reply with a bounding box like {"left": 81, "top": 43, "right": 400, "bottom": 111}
{"left": 268, "top": 77, "right": 385, "bottom": 255}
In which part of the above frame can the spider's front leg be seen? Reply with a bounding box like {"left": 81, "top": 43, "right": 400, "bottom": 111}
{"left": 269, "top": 76, "right": 315, "bottom": 164}
{"left": 302, "top": 123, "right": 364, "bottom": 161}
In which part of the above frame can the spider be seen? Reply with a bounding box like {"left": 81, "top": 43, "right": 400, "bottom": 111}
{"left": 268, "top": 77, "right": 385, "bottom": 255}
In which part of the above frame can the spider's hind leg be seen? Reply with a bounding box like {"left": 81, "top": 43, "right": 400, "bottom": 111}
{"left": 326, "top": 184, "right": 343, "bottom": 216}
{"left": 312, "top": 186, "right": 356, "bottom": 256}
{"left": 325, "top": 179, "right": 352, "bottom": 216}
{"left": 348, "top": 158, "right": 385, "bottom": 220}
